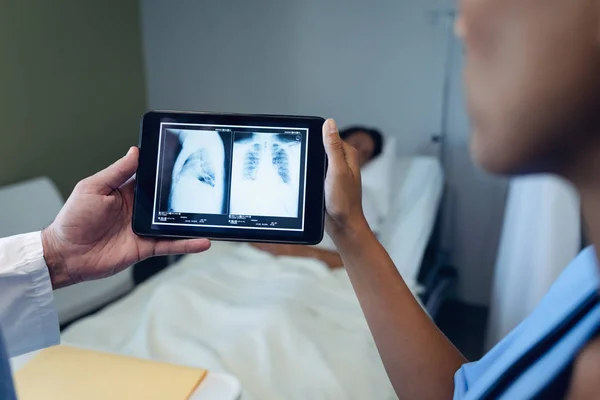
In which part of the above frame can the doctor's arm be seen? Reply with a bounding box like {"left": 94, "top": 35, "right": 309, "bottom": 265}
{"left": 0, "top": 233, "right": 60, "bottom": 357}
{"left": 322, "top": 119, "right": 466, "bottom": 400}
{"left": 0, "top": 147, "right": 211, "bottom": 358}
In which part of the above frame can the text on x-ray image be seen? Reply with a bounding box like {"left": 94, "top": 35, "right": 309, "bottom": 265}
{"left": 230, "top": 132, "right": 303, "bottom": 218}
{"left": 168, "top": 129, "right": 227, "bottom": 215}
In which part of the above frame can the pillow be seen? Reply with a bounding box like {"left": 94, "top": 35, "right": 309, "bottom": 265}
{"left": 360, "top": 136, "right": 397, "bottom": 219}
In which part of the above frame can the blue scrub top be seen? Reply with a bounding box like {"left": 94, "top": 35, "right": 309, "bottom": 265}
{"left": 454, "top": 247, "right": 600, "bottom": 399}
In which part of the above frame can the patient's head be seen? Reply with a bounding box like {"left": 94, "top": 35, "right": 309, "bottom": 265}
{"left": 457, "top": 0, "right": 600, "bottom": 180}
{"left": 340, "top": 127, "right": 384, "bottom": 167}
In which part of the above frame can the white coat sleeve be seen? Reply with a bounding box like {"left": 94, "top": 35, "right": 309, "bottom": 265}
{"left": 0, "top": 232, "right": 59, "bottom": 357}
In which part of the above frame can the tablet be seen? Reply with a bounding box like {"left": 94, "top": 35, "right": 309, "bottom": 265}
{"left": 132, "top": 111, "right": 327, "bottom": 244}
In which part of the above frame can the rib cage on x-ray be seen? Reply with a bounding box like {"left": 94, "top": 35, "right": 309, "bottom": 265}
{"left": 231, "top": 133, "right": 302, "bottom": 218}
{"left": 243, "top": 141, "right": 292, "bottom": 185}
{"left": 271, "top": 143, "right": 291, "bottom": 184}
{"left": 243, "top": 143, "right": 262, "bottom": 181}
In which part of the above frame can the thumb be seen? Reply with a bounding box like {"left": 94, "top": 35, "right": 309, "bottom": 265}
{"left": 322, "top": 119, "right": 345, "bottom": 166}
{"left": 88, "top": 146, "right": 139, "bottom": 194}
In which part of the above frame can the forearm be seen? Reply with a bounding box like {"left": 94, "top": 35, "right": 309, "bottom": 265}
{"left": 0, "top": 232, "right": 60, "bottom": 356}
{"left": 331, "top": 220, "right": 466, "bottom": 399}
{"left": 304, "top": 246, "right": 344, "bottom": 269}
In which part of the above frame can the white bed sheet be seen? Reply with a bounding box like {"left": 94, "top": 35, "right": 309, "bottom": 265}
{"left": 62, "top": 243, "right": 397, "bottom": 400}
{"left": 61, "top": 156, "right": 443, "bottom": 400}
{"left": 379, "top": 156, "right": 444, "bottom": 286}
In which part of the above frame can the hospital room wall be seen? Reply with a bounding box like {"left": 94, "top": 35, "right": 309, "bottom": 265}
{"left": 0, "top": 0, "right": 146, "bottom": 196}
{"left": 140, "top": 0, "right": 508, "bottom": 306}
{"left": 140, "top": 0, "right": 452, "bottom": 155}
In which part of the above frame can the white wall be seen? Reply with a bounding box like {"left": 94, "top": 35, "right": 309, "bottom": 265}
{"left": 140, "top": 0, "right": 508, "bottom": 305}
{"left": 141, "top": 0, "right": 454, "bottom": 153}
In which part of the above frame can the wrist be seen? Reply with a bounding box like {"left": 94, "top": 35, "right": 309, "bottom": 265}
{"left": 41, "top": 227, "right": 73, "bottom": 289}
{"left": 328, "top": 215, "right": 374, "bottom": 247}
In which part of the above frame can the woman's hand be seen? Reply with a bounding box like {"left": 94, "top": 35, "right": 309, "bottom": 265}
{"left": 322, "top": 119, "right": 369, "bottom": 237}
{"left": 251, "top": 243, "right": 344, "bottom": 269}
{"left": 41, "top": 147, "right": 211, "bottom": 289}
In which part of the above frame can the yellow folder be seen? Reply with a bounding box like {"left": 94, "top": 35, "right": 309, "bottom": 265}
{"left": 14, "top": 345, "right": 207, "bottom": 400}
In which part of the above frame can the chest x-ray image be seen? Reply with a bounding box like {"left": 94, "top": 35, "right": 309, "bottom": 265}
{"left": 230, "top": 132, "right": 304, "bottom": 218}
{"left": 163, "top": 129, "right": 231, "bottom": 215}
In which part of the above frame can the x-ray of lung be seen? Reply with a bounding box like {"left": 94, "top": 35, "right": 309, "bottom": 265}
{"left": 166, "top": 129, "right": 229, "bottom": 214}
{"left": 230, "top": 132, "right": 303, "bottom": 218}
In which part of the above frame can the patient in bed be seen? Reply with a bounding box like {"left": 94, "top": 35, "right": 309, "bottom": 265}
{"left": 252, "top": 126, "right": 384, "bottom": 268}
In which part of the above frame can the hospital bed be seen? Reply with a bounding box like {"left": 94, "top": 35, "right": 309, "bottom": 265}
{"left": 0, "top": 153, "right": 453, "bottom": 400}
{"left": 132, "top": 154, "right": 452, "bottom": 317}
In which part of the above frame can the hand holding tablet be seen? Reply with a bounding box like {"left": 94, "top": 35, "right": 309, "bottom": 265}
{"left": 132, "top": 111, "right": 327, "bottom": 244}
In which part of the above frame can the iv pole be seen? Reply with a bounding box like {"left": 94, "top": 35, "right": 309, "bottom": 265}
{"left": 429, "top": 9, "right": 457, "bottom": 174}
{"left": 428, "top": 9, "right": 458, "bottom": 268}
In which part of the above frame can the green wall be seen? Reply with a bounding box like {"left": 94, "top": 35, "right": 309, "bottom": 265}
{"left": 0, "top": 0, "right": 146, "bottom": 196}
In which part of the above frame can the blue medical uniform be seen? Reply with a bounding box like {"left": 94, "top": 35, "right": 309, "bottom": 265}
{"left": 454, "top": 247, "right": 600, "bottom": 399}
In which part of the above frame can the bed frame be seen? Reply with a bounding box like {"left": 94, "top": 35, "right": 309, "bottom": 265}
{"left": 416, "top": 186, "right": 458, "bottom": 319}
{"left": 419, "top": 9, "right": 461, "bottom": 320}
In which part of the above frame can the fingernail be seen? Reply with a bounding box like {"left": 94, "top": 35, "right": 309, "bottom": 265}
{"left": 127, "top": 146, "right": 135, "bottom": 156}
{"left": 325, "top": 119, "right": 337, "bottom": 134}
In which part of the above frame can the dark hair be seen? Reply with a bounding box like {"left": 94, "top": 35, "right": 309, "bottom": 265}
{"left": 339, "top": 126, "right": 384, "bottom": 160}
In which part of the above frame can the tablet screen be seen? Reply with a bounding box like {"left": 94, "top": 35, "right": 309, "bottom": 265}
{"left": 153, "top": 123, "right": 309, "bottom": 232}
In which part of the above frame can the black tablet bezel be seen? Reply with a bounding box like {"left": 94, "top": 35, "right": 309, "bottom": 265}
{"left": 132, "top": 111, "right": 326, "bottom": 245}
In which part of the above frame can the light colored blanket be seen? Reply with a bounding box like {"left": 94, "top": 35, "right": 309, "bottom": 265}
{"left": 62, "top": 242, "right": 403, "bottom": 400}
